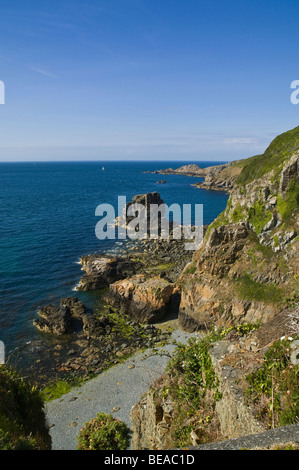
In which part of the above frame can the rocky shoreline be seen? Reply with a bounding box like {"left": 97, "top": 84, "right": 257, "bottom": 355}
{"left": 25, "top": 192, "right": 203, "bottom": 388}
{"left": 146, "top": 161, "right": 244, "bottom": 192}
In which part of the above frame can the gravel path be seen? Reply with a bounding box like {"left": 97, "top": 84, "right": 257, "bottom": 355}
{"left": 45, "top": 327, "right": 199, "bottom": 450}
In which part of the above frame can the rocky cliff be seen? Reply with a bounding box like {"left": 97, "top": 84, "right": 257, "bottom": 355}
{"left": 148, "top": 161, "right": 244, "bottom": 192}
{"left": 179, "top": 126, "right": 299, "bottom": 335}
{"left": 130, "top": 125, "right": 299, "bottom": 450}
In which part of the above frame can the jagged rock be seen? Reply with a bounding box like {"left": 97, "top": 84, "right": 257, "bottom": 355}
{"left": 34, "top": 297, "right": 87, "bottom": 336}
{"left": 130, "top": 389, "right": 175, "bottom": 450}
{"left": 260, "top": 214, "right": 277, "bottom": 232}
{"left": 117, "top": 192, "right": 165, "bottom": 233}
{"left": 103, "top": 274, "right": 174, "bottom": 323}
{"left": 81, "top": 314, "right": 113, "bottom": 339}
{"left": 78, "top": 255, "right": 137, "bottom": 291}
{"left": 207, "top": 223, "right": 249, "bottom": 249}
{"left": 34, "top": 303, "right": 72, "bottom": 336}
{"left": 60, "top": 297, "right": 86, "bottom": 318}
{"left": 193, "top": 161, "right": 243, "bottom": 192}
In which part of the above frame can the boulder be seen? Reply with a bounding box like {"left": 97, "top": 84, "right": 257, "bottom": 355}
{"left": 60, "top": 297, "right": 86, "bottom": 318}
{"left": 103, "top": 274, "right": 174, "bottom": 323}
{"left": 34, "top": 304, "right": 72, "bottom": 336}
{"left": 78, "top": 255, "right": 137, "bottom": 291}
{"left": 33, "top": 297, "right": 86, "bottom": 336}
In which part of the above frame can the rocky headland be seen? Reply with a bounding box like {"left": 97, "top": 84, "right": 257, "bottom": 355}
{"left": 129, "top": 126, "right": 299, "bottom": 449}
{"left": 30, "top": 127, "right": 299, "bottom": 449}
{"left": 147, "top": 161, "right": 245, "bottom": 192}
{"left": 148, "top": 163, "right": 206, "bottom": 177}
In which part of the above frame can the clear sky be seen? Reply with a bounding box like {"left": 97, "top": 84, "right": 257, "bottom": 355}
{"left": 1, "top": 0, "right": 299, "bottom": 162}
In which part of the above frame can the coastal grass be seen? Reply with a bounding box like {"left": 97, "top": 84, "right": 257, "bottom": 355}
{"left": 236, "top": 125, "right": 299, "bottom": 186}
{"left": 184, "top": 262, "right": 197, "bottom": 275}
{"left": 234, "top": 274, "right": 284, "bottom": 305}
{"left": 157, "top": 335, "right": 222, "bottom": 447}
{"left": 147, "top": 261, "right": 176, "bottom": 272}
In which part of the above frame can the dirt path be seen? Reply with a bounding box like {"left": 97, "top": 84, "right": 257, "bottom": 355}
{"left": 45, "top": 326, "right": 198, "bottom": 450}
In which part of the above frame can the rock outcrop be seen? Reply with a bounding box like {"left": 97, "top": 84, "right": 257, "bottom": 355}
{"left": 178, "top": 129, "right": 299, "bottom": 333}
{"left": 116, "top": 192, "right": 165, "bottom": 228}
{"left": 193, "top": 161, "right": 243, "bottom": 192}
{"left": 77, "top": 255, "right": 137, "bottom": 291}
{"left": 129, "top": 126, "right": 299, "bottom": 449}
{"left": 33, "top": 297, "right": 86, "bottom": 336}
{"left": 103, "top": 274, "right": 175, "bottom": 323}
{"left": 148, "top": 164, "right": 205, "bottom": 177}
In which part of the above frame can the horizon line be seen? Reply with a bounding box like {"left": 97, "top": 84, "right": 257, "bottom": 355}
{"left": 0, "top": 158, "right": 231, "bottom": 164}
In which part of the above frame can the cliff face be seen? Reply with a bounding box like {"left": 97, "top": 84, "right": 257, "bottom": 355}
{"left": 178, "top": 127, "right": 299, "bottom": 337}
{"left": 130, "top": 127, "right": 299, "bottom": 451}
{"left": 193, "top": 161, "right": 243, "bottom": 192}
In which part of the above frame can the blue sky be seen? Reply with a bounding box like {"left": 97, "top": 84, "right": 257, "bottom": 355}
{"left": 1, "top": 0, "right": 299, "bottom": 161}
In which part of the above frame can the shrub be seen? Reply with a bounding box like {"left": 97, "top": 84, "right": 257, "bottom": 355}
{"left": 245, "top": 337, "right": 299, "bottom": 428}
{"left": 77, "top": 412, "right": 131, "bottom": 450}
{"left": 0, "top": 365, "right": 51, "bottom": 450}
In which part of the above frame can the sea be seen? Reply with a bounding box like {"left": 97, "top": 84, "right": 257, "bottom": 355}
{"left": 0, "top": 160, "right": 228, "bottom": 362}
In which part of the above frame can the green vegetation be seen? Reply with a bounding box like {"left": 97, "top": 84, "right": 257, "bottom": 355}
{"left": 235, "top": 274, "right": 284, "bottom": 304}
{"left": 148, "top": 262, "right": 175, "bottom": 272}
{"left": 0, "top": 365, "right": 51, "bottom": 450}
{"left": 277, "top": 179, "right": 299, "bottom": 222}
{"left": 153, "top": 324, "right": 260, "bottom": 447}
{"left": 208, "top": 322, "right": 261, "bottom": 340}
{"left": 166, "top": 336, "right": 221, "bottom": 408}
{"left": 248, "top": 232, "right": 274, "bottom": 259}
{"left": 41, "top": 376, "right": 84, "bottom": 402}
{"left": 77, "top": 412, "right": 131, "bottom": 450}
{"left": 247, "top": 200, "right": 272, "bottom": 234}
{"left": 246, "top": 337, "right": 299, "bottom": 428}
{"left": 161, "top": 335, "right": 221, "bottom": 447}
{"left": 236, "top": 126, "right": 299, "bottom": 185}
{"left": 273, "top": 234, "right": 279, "bottom": 247}
{"left": 206, "top": 211, "right": 229, "bottom": 237}
{"left": 230, "top": 203, "right": 245, "bottom": 223}
{"left": 184, "top": 262, "right": 197, "bottom": 275}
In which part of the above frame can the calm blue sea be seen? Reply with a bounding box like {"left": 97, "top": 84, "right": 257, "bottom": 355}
{"left": 0, "top": 161, "right": 228, "bottom": 355}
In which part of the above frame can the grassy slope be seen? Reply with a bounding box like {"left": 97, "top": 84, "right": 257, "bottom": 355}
{"left": 234, "top": 125, "right": 299, "bottom": 185}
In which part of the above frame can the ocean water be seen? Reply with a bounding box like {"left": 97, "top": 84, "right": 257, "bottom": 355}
{"left": 0, "top": 161, "right": 229, "bottom": 356}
